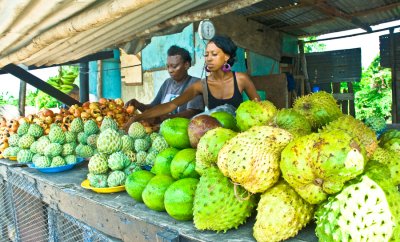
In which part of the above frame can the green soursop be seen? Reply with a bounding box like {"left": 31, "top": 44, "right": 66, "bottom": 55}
{"left": 64, "top": 131, "right": 77, "bottom": 143}
{"left": 44, "top": 143, "right": 63, "bottom": 158}
{"left": 128, "top": 122, "right": 147, "bottom": 139}
{"left": 17, "top": 149, "right": 34, "bottom": 163}
{"left": 84, "top": 119, "right": 99, "bottom": 135}
{"left": 293, "top": 91, "right": 342, "bottom": 130}
{"left": 253, "top": 180, "right": 314, "bottom": 242}
{"left": 121, "top": 135, "right": 134, "bottom": 152}
{"left": 107, "top": 170, "right": 126, "bottom": 187}
{"left": 17, "top": 122, "right": 30, "bottom": 136}
{"left": 280, "top": 130, "right": 366, "bottom": 204}
{"left": 371, "top": 147, "right": 400, "bottom": 185}
{"left": 218, "top": 126, "right": 293, "bottom": 193}
{"left": 18, "top": 134, "right": 35, "bottom": 149}
{"left": 134, "top": 138, "right": 150, "bottom": 152}
{"left": 315, "top": 161, "right": 400, "bottom": 242}
{"left": 87, "top": 173, "right": 108, "bottom": 188}
{"left": 97, "top": 129, "right": 122, "bottom": 155}
{"left": 236, "top": 100, "right": 277, "bottom": 132}
{"left": 88, "top": 154, "right": 108, "bottom": 174}
{"left": 108, "top": 151, "right": 131, "bottom": 170}
{"left": 193, "top": 167, "right": 256, "bottom": 232}
{"left": 34, "top": 156, "right": 51, "bottom": 168}
{"left": 51, "top": 156, "right": 66, "bottom": 167}
{"left": 196, "top": 127, "right": 236, "bottom": 175}
{"left": 27, "top": 123, "right": 43, "bottom": 138}
{"left": 8, "top": 134, "right": 19, "bottom": 147}
{"left": 49, "top": 125, "right": 66, "bottom": 144}
{"left": 271, "top": 108, "right": 312, "bottom": 138}
{"left": 100, "top": 117, "right": 118, "bottom": 132}
{"left": 64, "top": 155, "right": 77, "bottom": 164}
{"left": 70, "top": 118, "right": 84, "bottom": 133}
{"left": 151, "top": 136, "right": 168, "bottom": 152}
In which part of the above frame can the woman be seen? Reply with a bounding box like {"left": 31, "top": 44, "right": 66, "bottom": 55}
{"left": 123, "top": 35, "right": 260, "bottom": 130}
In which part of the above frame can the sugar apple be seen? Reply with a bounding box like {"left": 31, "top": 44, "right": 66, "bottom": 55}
{"left": 70, "top": 118, "right": 84, "bottom": 133}
{"left": 17, "top": 149, "right": 34, "bottom": 163}
{"left": 84, "top": 119, "right": 99, "bottom": 136}
{"left": 88, "top": 154, "right": 108, "bottom": 174}
{"left": 27, "top": 123, "right": 43, "bottom": 138}
{"left": 18, "top": 134, "right": 35, "bottom": 149}
{"left": 128, "top": 122, "right": 147, "bottom": 139}
{"left": 87, "top": 173, "right": 108, "bottom": 188}
{"left": 108, "top": 151, "right": 130, "bottom": 170}
{"left": 97, "top": 129, "right": 122, "bottom": 155}
{"left": 100, "top": 117, "right": 118, "bottom": 132}
{"left": 51, "top": 156, "right": 66, "bottom": 167}
{"left": 107, "top": 170, "right": 126, "bottom": 187}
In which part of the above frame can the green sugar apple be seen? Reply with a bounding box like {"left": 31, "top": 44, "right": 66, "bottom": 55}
{"left": 128, "top": 122, "right": 147, "bottom": 139}
{"left": 88, "top": 154, "right": 109, "bottom": 174}
{"left": 49, "top": 125, "right": 66, "bottom": 144}
{"left": 217, "top": 126, "right": 293, "bottom": 193}
{"left": 44, "top": 143, "right": 63, "bottom": 158}
{"left": 253, "top": 180, "right": 314, "bottom": 242}
{"left": 134, "top": 138, "right": 150, "bottom": 152}
{"left": 17, "top": 122, "right": 30, "bottom": 136}
{"left": 64, "top": 155, "right": 77, "bottom": 164}
{"left": 51, "top": 156, "right": 66, "bottom": 167}
{"left": 70, "top": 117, "right": 84, "bottom": 133}
{"left": 236, "top": 100, "right": 277, "bottom": 132}
{"left": 293, "top": 91, "right": 342, "bottom": 130}
{"left": 107, "top": 170, "right": 126, "bottom": 187}
{"left": 27, "top": 123, "right": 43, "bottom": 138}
{"left": 100, "top": 117, "right": 118, "bottom": 132}
{"left": 121, "top": 135, "right": 134, "bottom": 152}
{"left": 195, "top": 127, "right": 237, "bottom": 175}
{"left": 84, "top": 119, "right": 99, "bottom": 136}
{"left": 87, "top": 173, "right": 108, "bottom": 188}
{"left": 108, "top": 151, "right": 130, "bottom": 170}
{"left": 97, "top": 128, "right": 122, "bottom": 154}
{"left": 18, "top": 134, "right": 35, "bottom": 149}
{"left": 17, "top": 149, "right": 34, "bottom": 163}
{"left": 151, "top": 136, "right": 168, "bottom": 152}
{"left": 280, "top": 130, "right": 366, "bottom": 204}
{"left": 64, "top": 131, "right": 77, "bottom": 143}
{"left": 315, "top": 161, "right": 400, "bottom": 242}
{"left": 193, "top": 167, "right": 256, "bottom": 232}
{"left": 8, "top": 134, "right": 19, "bottom": 147}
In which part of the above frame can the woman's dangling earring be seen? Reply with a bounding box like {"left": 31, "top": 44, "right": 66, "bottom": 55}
{"left": 222, "top": 63, "right": 231, "bottom": 72}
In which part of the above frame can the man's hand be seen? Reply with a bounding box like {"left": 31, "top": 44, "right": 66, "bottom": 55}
{"left": 124, "top": 99, "right": 140, "bottom": 108}
{"left": 123, "top": 115, "right": 137, "bottom": 132}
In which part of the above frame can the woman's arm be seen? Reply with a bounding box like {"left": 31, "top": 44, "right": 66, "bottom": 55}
{"left": 123, "top": 82, "right": 203, "bottom": 130}
{"left": 236, "top": 72, "right": 261, "bottom": 101}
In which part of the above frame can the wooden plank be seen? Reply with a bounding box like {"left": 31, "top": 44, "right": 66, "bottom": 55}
{"left": 332, "top": 93, "right": 354, "bottom": 100}
{"left": 250, "top": 74, "right": 288, "bottom": 108}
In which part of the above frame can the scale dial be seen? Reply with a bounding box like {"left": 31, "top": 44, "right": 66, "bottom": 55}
{"left": 198, "top": 19, "right": 215, "bottom": 40}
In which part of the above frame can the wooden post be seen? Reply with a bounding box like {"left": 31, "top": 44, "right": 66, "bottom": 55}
{"left": 389, "top": 28, "right": 399, "bottom": 123}
{"left": 298, "top": 40, "right": 311, "bottom": 94}
{"left": 18, "top": 80, "right": 26, "bottom": 116}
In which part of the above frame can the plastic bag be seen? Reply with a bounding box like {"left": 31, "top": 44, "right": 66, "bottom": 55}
{"left": 193, "top": 104, "right": 237, "bottom": 119}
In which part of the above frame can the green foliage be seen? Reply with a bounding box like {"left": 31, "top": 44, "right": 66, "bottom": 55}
{"left": 303, "top": 36, "right": 326, "bottom": 53}
{"left": 26, "top": 90, "right": 62, "bottom": 109}
{"left": 0, "top": 92, "right": 18, "bottom": 106}
{"left": 354, "top": 55, "right": 392, "bottom": 121}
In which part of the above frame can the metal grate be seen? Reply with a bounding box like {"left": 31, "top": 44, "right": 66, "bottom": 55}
{"left": 0, "top": 176, "right": 15, "bottom": 242}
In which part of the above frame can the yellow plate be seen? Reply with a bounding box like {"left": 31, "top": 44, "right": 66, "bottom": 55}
{"left": 81, "top": 179, "right": 125, "bottom": 193}
{"left": 8, "top": 156, "right": 17, "bottom": 161}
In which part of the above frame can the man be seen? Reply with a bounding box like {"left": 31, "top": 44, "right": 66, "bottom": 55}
{"left": 125, "top": 45, "right": 204, "bottom": 123}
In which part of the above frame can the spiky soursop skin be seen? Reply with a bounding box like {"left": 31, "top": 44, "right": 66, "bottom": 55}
{"left": 77, "top": 132, "right": 88, "bottom": 145}
{"left": 88, "top": 154, "right": 109, "bottom": 174}
{"left": 136, "top": 151, "right": 147, "bottom": 166}
{"left": 108, "top": 151, "right": 130, "bottom": 170}
{"left": 320, "top": 115, "right": 378, "bottom": 157}
{"left": 44, "top": 143, "right": 63, "bottom": 158}
{"left": 134, "top": 138, "right": 150, "bottom": 152}
{"left": 364, "top": 116, "right": 387, "bottom": 135}
{"left": 75, "top": 144, "right": 93, "bottom": 158}
{"left": 51, "top": 156, "right": 66, "bottom": 167}
{"left": 64, "top": 155, "right": 77, "bottom": 164}
{"left": 280, "top": 130, "right": 366, "bottom": 205}
{"left": 101, "top": 117, "right": 118, "bottom": 132}
{"left": 84, "top": 119, "right": 99, "bottom": 136}
{"left": 121, "top": 135, "right": 134, "bottom": 152}
{"left": 87, "top": 173, "right": 108, "bottom": 188}
{"left": 17, "top": 122, "right": 30, "bottom": 136}
{"left": 253, "top": 180, "right": 314, "bottom": 242}
{"left": 70, "top": 117, "right": 84, "bottom": 133}
{"left": 196, "top": 127, "right": 236, "bottom": 175}
{"left": 193, "top": 167, "right": 256, "bottom": 232}
{"left": 86, "top": 134, "right": 98, "bottom": 148}
{"left": 371, "top": 147, "right": 400, "bottom": 185}
{"left": 293, "top": 91, "right": 342, "bottom": 130}
{"left": 64, "top": 131, "right": 77, "bottom": 143}
{"left": 97, "top": 128, "right": 122, "bottom": 155}
{"left": 49, "top": 126, "right": 66, "bottom": 144}
{"left": 61, "top": 143, "right": 75, "bottom": 156}
{"left": 34, "top": 156, "right": 51, "bottom": 168}
{"left": 17, "top": 149, "right": 34, "bottom": 163}
{"left": 315, "top": 161, "right": 400, "bottom": 242}
{"left": 217, "top": 126, "right": 292, "bottom": 193}
{"left": 8, "top": 134, "right": 19, "bottom": 147}
{"left": 27, "top": 123, "right": 43, "bottom": 138}
{"left": 128, "top": 122, "right": 147, "bottom": 139}
{"left": 18, "top": 134, "right": 35, "bottom": 149}
{"left": 379, "top": 129, "right": 400, "bottom": 147}
{"left": 271, "top": 108, "right": 312, "bottom": 138}
{"left": 151, "top": 136, "right": 168, "bottom": 152}
{"left": 107, "top": 170, "right": 126, "bottom": 187}
{"left": 36, "top": 136, "right": 50, "bottom": 155}
{"left": 236, "top": 100, "right": 277, "bottom": 132}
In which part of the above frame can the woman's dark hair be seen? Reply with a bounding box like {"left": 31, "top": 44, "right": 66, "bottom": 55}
{"left": 167, "top": 45, "right": 192, "bottom": 65}
{"left": 209, "top": 35, "right": 237, "bottom": 66}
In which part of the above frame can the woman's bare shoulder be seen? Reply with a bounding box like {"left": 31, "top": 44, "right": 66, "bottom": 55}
{"left": 234, "top": 72, "right": 252, "bottom": 81}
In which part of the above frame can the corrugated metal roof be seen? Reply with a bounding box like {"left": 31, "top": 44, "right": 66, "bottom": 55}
{"left": 0, "top": 0, "right": 399, "bottom": 68}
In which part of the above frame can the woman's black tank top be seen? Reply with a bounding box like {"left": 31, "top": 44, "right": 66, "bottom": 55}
{"left": 206, "top": 72, "right": 243, "bottom": 109}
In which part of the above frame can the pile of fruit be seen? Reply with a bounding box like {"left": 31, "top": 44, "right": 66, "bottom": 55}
{"left": 123, "top": 91, "right": 400, "bottom": 242}
{"left": 46, "top": 71, "right": 78, "bottom": 94}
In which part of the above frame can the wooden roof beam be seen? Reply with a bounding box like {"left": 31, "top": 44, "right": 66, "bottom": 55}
{"left": 303, "top": 0, "right": 372, "bottom": 32}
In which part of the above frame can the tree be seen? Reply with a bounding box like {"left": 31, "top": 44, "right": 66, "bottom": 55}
{"left": 354, "top": 55, "right": 392, "bottom": 121}
{"left": 303, "top": 36, "right": 326, "bottom": 53}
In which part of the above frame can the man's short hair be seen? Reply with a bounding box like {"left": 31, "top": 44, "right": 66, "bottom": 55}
{"left": 167, "top": 45, "right": 192, "bottom": 65}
